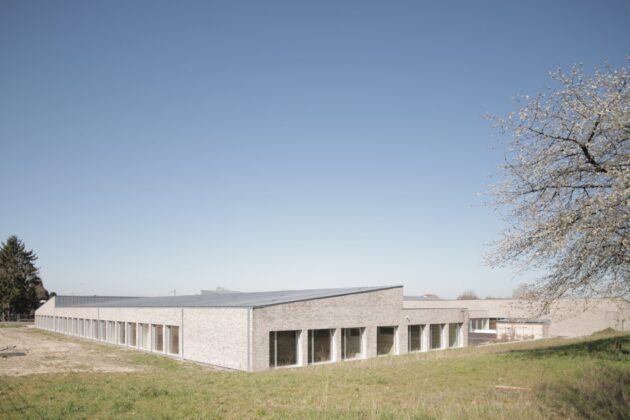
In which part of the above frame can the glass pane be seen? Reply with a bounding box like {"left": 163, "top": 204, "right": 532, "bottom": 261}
{"left": 342, "top": 328, "right": 362, "bottom": 359}
{"left": 430, "top": 324, "right": 442, "bottom": 349}
{"left": 168, "top": 326, "right": 179, "bottom": 354}
{"left": 118, "top": 322, "right": 126, "bottom": 344}
{"left": 128, "top": 323, "right": 137, "bottom": 346}
{"left": 408, "top": 325, "right": 422, "bottom": 352}
{"left": 275, "top": 331, "right": 297, "bottom": 366}
{"left": 109, "top": 321, "right": 116, "bottom": 343}
{"left": 308, "top": 329, "right": 332, "bottom": 364}
{"left": 377, "top": 326, "right": 396, "bottom": 355}
{"left": 140, "top": 324, "right": 150, "bottom": 350}
{"left": 153, "top": 325, "right": 163, "bottom": 351}
{"left": 449, "top": 323, "right": 460, "bottom": 347}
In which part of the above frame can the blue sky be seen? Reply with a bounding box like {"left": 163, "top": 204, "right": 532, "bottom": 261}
{"left": 1, "top": 1, "right": 628, "bottom": 298}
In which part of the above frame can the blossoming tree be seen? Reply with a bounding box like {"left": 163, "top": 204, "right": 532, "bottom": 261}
{"left": 489, "top": 61, "right": 629, "bottom": 309}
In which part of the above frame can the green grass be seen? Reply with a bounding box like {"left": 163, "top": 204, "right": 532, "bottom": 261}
{"left": 1, "top": 331, "right": 629, "bottom": 419}
{"left": 0, "top": 322, "right": 32, "bottom": 328}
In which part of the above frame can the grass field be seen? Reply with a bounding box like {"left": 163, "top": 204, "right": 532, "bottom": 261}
{"left": 1, "top": 327, "right": 629, "bottom": 419}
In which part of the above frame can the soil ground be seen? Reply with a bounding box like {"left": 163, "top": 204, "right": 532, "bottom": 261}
{"left": 0, "top": 326, "right": 144, "bottom": 376}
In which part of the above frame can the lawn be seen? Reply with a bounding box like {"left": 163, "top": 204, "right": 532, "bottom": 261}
{"left": 1, "top": 327, "right": 628, "bottom": 419}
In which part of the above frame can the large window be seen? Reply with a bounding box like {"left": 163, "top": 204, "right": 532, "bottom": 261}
{"left": 139, "top": 323, "right": 150, "bottom": 350}
{"left": 449, "top": 323, "right": 462, "bottom": 348}
{"left": 430, "top": 324, "right": 444, "bottom": 350}
{"left": 308, "top": 329, "right": 332, "bottom": 364}
{"left": 128, "top": 323, "right": 137, "bottom": 347}
{"left": 377, "top": 326, "right": 397, "bottom": 356}
{"left": 152, "top": 325, "right": 164, "bottom": 352}
{"left": 167, "top": 326, "right": 179, "bottom": 355}
{"left": 269, "top": 330, "right": 299, "bottom": 367}
{"left": 341, "top": 328, "right": 364, "bottom": 360}
{"left": 408, "top": 324, "right": 424, "bottom": 352}
{"left": 93, "top": 320, "right": 99, "bottom": 339}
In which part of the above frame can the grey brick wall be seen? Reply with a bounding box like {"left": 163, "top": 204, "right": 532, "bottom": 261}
{"left": 251, "top": 287, "right": 469, "bottom": 371}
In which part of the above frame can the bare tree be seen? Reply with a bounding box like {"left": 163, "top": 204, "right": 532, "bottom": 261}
{"left": 488, "top": 61, "right": 629, "bottom": 310}
{"left": 457, "top": 290, "right": 479, "bottom": 300}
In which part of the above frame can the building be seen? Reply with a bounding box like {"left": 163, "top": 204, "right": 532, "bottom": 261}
{"left": 404, "top": 297, "right": 630, "bottom": 344}
{"left": 34, "top": 286, "right": 467, "bottom": 371}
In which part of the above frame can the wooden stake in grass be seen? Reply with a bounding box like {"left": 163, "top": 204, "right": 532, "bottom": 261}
{"left": 495, "top": 385, "right": 531, "bottom": 391}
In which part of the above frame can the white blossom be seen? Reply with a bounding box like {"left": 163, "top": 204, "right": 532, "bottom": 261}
{"left": 488, "top": 61, "right": 629, "bottom": 310}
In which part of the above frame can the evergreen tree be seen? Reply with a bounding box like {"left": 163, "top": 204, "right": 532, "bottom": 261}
{"left": 0, "top": 235, "right": 42, "bottom": 320}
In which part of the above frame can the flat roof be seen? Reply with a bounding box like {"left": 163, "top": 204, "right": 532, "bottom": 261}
{"left": 58, "top": 286, "right": 402, "bottom": 309}
{"left": 404, "top": 296, "right": 442, "bottom": 301}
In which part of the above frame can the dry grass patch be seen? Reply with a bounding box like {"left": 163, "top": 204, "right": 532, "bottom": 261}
{"left": 0, "top": 327, "right": 628, "bottom": 419}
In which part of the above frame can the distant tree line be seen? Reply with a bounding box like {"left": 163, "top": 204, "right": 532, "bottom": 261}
{"left": 0, "top": 235, "right": 49, "bottom": 320}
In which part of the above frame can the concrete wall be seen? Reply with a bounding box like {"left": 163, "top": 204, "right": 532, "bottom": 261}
{"left": 496, "top": 322, "right": 548, "bottom": 341}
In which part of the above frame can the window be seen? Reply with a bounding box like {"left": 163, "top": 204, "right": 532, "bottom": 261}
{"left": 152, "top": 325, "right": 164, "bottom": 352}
{"left": 449, "top": 323, "right": 462, "bottom": 347}
{"left": 100, "top": 321, "right": 107, "bottom": 341}
{"left": 341, "top": 328, "right": 364, "bottom": 360}
{"left": 408, "top": 324, "right": 424, "bottom": 352}
{"left": 94, "top": 320, "right": 99, "bottom": 339}
{"left": 269, "top": 330, "right": 299, "bottom": 368}
{"left": 489, "top": 319, "right": 497, "bottom": 331}
{"left": 118, "top": 322, "right": 126, "bottom": 345}
{"left": 308, "top": 329, "right": 332, "bottom": 364}
{"left": 108, "top": 321, "right": 116, "bottom": 343}
{"left": 377, "top": 326, "right": 397, "bottom": 356}
{"left": 128, "top": 323, "right": 137, "bottom": 347}
{"left": 167, "top": 326, "right": 179, "bottom": 355}
{"left": 430, "top": 324, "right": 444, "bottom": 350}
{"left": 469, "top": 318, "right": 489, "bottom": 332}
{"left": 139, "top": 323, "right": 150, "bottom": 350}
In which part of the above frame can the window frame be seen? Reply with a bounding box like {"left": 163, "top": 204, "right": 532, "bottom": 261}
{"left": 307, "top": 329, "right": 333, "bottom": 365}
{"left": 269, "top": 330, "right": 300, "bottom": 368}
{"left": 408, "top": 324, "right": 424, "bottom": 352}
{"left": 341, "top": 327, "right": 365, "bottom": 360}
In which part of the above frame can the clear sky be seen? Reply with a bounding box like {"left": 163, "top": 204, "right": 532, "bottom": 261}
{"left": 1, "top": 1, "right": 628, "bottom": 298}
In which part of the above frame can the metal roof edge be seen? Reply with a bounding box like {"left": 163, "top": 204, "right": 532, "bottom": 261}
{"left": 251, "top": 285, "right": 404, "bottom": 309}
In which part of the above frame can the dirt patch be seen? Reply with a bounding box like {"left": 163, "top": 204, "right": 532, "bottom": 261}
{"left": 0, "top": 327, "right": 145, "bottom": 376}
